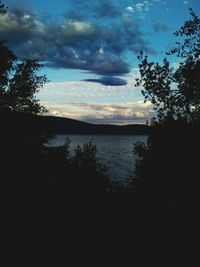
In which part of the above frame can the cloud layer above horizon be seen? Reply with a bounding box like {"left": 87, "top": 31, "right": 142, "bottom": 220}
{"left": 41, "top": 100, "right": 154, "bottom": 125}
{"left": 1, "top": 0, "right": 197, "bottom": 124}
{"left": 0, "top": 0, "right": 159, "bottom": 85}
{"left": 38, "top": 71, "right": 154, "bottom": 124}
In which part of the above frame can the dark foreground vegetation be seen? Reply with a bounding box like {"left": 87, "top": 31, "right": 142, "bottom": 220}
{"left": 133, "top": 8, "right": 200, "bottom": 217}
{"left": 1, "top": 110, "right": 111, "bottom": 192}
{"left": 1, "top": 1, "right": 200, "bottom": 223}
{"left": 0, "top": 3, "right": 111, "bottom": 193}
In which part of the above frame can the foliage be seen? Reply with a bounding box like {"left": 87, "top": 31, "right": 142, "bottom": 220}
{"left": 0, "top": 0, "right": 6, "bottom": 14}
{"left": 5, "top": 60, "right": 48, "bottom": 114}
{"left": 133, "top": 9, "right": 200, "bottom": 210}
{"left": 42, "top": 139, "right": 110, "bottom": 192}
{"left": 70, "top": 141, "right": 110, "bottom": 191}
{"left": 166, "top": 8, "right": 200, "bottom": 58}
{"left": 0, "top": 45, "right": 48, "bottom": 114}
{"left": 71, "top": 141, "right": 104, "bottom": 172}
{"left": 0, "top": 2, "right": 113, "bottom": 192}
{"left": 136, "top": 9, "right": 200, "bottom": 124}
{"left": 0, "top": 3, "right": 47, "bottom": 115}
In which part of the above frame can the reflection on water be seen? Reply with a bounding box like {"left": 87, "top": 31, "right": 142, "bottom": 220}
{"left": 49, "top": 135, "right": 148, "bottom": 183}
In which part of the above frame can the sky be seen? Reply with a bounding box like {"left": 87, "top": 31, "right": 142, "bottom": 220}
{"left": 1, "top": 0, "right": 200, "bottom": 124}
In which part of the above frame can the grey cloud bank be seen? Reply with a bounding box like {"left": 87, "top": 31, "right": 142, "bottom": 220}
{"left": 84, "top": 77, "right": 127, "bottom": 86}
{"left": 42, "top": 101, "right": 155, "bottom": 125}
{"left": 0, "top": 2, "right": 155, "bottom": 85}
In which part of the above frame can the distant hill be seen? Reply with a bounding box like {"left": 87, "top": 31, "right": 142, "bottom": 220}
{"left": 41, "top": 115, "right": 149, "bottom": 135}
{"left": 1, "top": 111, "right": 148, "bottom": 135}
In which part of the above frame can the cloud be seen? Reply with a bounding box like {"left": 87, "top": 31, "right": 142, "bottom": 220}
{"left": 93, "top": 1, "right": 121, "bottom": 18}
{"left": 152, "top": 21, "right": 169, "bottom": 32}
{"left": 38, "top": 69, "right": 143, "bottom": 101}
{"left": 47, "top": 53, "right": 130, "bottom": 76}
{"left": 84, "top": 77, "right": 127, "bottom": 86}
{"left": 42, "top": 101, "right": 154, "bottom": 125}
{"left": 126, "top": 6, "right": 134, "bottom": 13}
{"left": 90, "top": 58, "right": 130, "bottom": 76}
{"left": 38, "top": 68, "right": 154, "bottom": 124}
{"left": 0, "top": 3, "right": 155, "bottom": 81}
{"left": 136, "top": 3, "right": 145, "bottom": 12}
{"left": 66, "top": 0, "right": 121, "bottom": 18}
{"left": 76, "top": 101, "right": 152, "bottom": 112}
{"left": 135, "top": 1, "right": 150, "bottom": 13}
{"left": 0, "top": 6, "right": 38, "bottom": 45}
{"left": 124, "top": 1, "right": 154, "bottom": 20}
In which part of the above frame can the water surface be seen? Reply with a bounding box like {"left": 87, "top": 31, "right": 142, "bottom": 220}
{"left": 49, "top": 134, "right": 148, "bottom": 183}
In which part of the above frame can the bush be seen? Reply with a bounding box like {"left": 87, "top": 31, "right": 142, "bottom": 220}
{"left": 133, "top": 9, "right": 200, "bottom": 213}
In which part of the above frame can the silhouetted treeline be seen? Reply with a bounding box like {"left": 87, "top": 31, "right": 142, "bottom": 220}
{"left": 38, "top": 115, "right": 149, "bottom": 135}
{"left": 133, "top": 9, "right": 200, "bottom": 217}
{"left": 0, "top": 2, "right": 111, "bottom": 192}
{"left": 133, "top": 120, "right": 200, "bottom": 214}
{"left": 1, "top": 110, "right": 111, "bottom": 192}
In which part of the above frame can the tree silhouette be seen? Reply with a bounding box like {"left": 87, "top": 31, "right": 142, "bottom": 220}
{"left": 167, "top": 8, "right": 200, "bottom": 58}
{"left": 133, "top": 9, "right": 200, "bottom": 214}
{"left": 0, "top": 46, "right": 47, "bottom": 114}
{"left": 0, "top": 3, "right": 47, "bottom": 115}
{"left": 0, "top": 0, "right": 6, "bottom": 14}
{"left": 136, "top": 9, "right": 200, "bottom": 123}
{"left": 5, "top": 60, "right": 48, "bottom": 114}
{"left": 0, "top": 2, "right": 50, "bottom": 184}
{"left": 0, "top": 2, "right": 110, "bottom": 190}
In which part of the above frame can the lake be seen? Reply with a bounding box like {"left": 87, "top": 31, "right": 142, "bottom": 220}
{"left": 49, "top": 135, "right": 148, "bottom": 183}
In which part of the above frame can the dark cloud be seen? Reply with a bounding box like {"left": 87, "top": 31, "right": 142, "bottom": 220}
{"left": 0, "top": 5, "right": 37, "bottom": 45}
{"left": 93, "top": 1, "right": 121, "bottom": 18}
{"left": 0, "top": 3, "right": 156, "bottom": 82}
{"left": 84, "top": 76, "right": 127, "bottom": 86}
{"left": 48, "top": 56, "right": 130, "bottom": 76}
{"left": 90, "top": 59, "right": 130, "bottom": 76}
{"left": 152, "top": 21, "right": 169, "bottom": 32}
{"left": 64, "top": 0, "right": 121, "bottom": 21}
